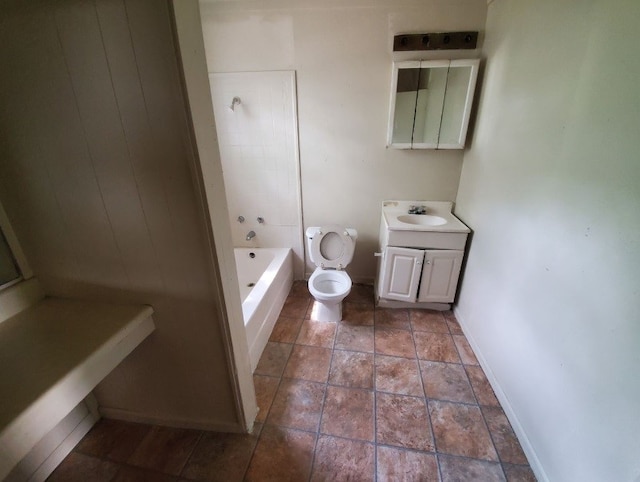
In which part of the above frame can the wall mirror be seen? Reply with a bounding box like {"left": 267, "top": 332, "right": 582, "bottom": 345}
{"left": 388, "top": 59, "right": 480, "bottom": 149}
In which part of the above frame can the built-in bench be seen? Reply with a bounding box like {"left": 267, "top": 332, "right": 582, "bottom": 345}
{"left": 0, "top": 279, "right": 155, "bottom": 480}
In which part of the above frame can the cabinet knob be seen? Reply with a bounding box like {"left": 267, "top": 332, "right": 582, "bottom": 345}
{"left": 374, "top": 252, "right": 383, "bottom": 257}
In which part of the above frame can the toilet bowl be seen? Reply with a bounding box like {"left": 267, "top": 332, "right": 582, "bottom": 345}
{"left": 305, "top": 225, "right": 357, "bottom": 322}
{"left": 308, "top": 269, "right": 351, "bottom": 321}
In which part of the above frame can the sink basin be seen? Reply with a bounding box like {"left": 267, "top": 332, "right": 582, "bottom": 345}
{"left": 397, "top": 214, "right": 448, "bottom": 226}
{"left": 382, "top": 201, "right": 470, "bottom": 233}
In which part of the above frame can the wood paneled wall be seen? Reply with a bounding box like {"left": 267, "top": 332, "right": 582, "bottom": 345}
{"left": 0, "top": 0, "right": 238, "bottom": 428}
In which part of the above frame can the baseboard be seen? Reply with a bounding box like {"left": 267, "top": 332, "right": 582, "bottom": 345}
{"left": 30, "top": 413, "right": 96, "bottom": 482}
{"left": 376, "top": 298, "right": 450, "bottom": 310}
{"left": 351, "top": 276, "right": 374, "bottom": 285}
{"left": 6, "top": 401, "right": 98, "bottom": 482}
{"left": 99, "top": 407, "right": 245, "bottom": 433}
{"left": 453, "top": 306, "right": 549, "bottom": 482}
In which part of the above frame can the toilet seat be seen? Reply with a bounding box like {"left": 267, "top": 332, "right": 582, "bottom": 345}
{"left": 309, "top": 224, "right": 355, "bottom": 270}
{"left": 308, "top": 268, "right": 351, "bottom": 302}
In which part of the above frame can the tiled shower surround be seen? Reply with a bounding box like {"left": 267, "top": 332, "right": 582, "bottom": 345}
{"left": 49, "top": 283, "right": 535, "bottom": 481}
{"left": 210, "top": 72, "right": 302, "bottom": 269}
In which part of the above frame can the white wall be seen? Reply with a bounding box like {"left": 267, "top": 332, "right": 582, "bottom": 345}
{"left": 455, "top": 1, "right": 640, "bottom": 481}
{"left": 199, "top": 0, "right": 487, "bottom": 281}
{"left": 0, "top": 0, "right": 241, "bottom": 430}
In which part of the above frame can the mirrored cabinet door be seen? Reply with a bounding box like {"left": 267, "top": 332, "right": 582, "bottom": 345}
{"left": 438, "top": 60, "right": 477, "bottom": 148}
{"left": 388, "top": 59, "right": 479, "bottom": 149}
{"left": 390, "top": 61, "right": 420, "bottom": 148}
{"left": 412, "top": 61, "right": 448, "bottom": 148}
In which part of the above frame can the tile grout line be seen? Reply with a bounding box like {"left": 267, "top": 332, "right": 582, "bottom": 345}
{"left": 259, "top": 419, "right": 439, "bottom": 457}
{"left": 445, "top": 310, "right": 507, "bottom": 478}
{"left": 477, "top": 399, "right": 511, "bottom": 476}
{"left": 242, "top": 295, "right": 308, "bottom": 481}
{"left": 372, "top": 294, "right": 379, "bottom": 482}
{"left": 306, "top": 295, "right": 331, "bottom": 482}
{"left": 71, "top": 434, "right": 202, "bottom": 482}
{"left": 76, "top": 429, "right": 522, "bottom": 482}
{"left": 409, "top": 309, "right": 444, "bottom": 482}
{"left": 281, "top": 289, "right": 378, "bottom": 479}
{"left": 305, "top": 293, "right": 373, "bottom": 478}
{"left": 335, "top": 289, "right": 377, "bottom": 480}
{"left": 177, "top": 430, "right": 204, "bottom": 480}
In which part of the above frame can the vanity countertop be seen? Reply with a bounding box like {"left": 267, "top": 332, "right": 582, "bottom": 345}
{"left": 382, "top": 200, "right": 470, "bottom": 233}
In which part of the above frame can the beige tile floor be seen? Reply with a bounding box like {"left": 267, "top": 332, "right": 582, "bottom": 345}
{"left": 49, "top": 282, "right": 536, "bottom": 481}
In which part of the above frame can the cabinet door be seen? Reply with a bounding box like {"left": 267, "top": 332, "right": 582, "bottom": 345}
{"left": 417, "top": 250, "right": 464, "bottom": 303}
{"left": 412, "top": 63, "right": 448, "bottom": 148}
{"left": 389, "top": 61, "right": 421, "bottom": 148}
{"left": 436, "top": 59, "right": 480, "bottom": 149}
{"left": 379, "top": 247, "right": 424, "bottom": 302}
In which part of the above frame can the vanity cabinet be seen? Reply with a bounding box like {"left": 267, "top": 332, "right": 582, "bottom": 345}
{"left": 387, "top": 59, "right": 479, "bottom": 149}
{"left": 379, "top": 247, "right": 463, "bottom": 303}
{"left": 376, "top": 201, "right": 469, "bottom": 309}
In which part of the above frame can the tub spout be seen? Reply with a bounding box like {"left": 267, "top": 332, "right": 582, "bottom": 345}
{"left": 246, "top": 230, "right": 256, "bottom": 241}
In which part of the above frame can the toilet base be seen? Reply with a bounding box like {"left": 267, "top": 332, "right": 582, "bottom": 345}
{"left": 310, "top": 300, "right": 343, "bottom": 322}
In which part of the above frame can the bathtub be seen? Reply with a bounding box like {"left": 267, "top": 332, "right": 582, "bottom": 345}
{"left": 234, "top": 248, "right": 293, "bottom": 371}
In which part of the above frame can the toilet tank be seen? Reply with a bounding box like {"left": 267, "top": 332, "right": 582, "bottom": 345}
{"left": 305, "top": 226, "right": 358, "bottom": 266}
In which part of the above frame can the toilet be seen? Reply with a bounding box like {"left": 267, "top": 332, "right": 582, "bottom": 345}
{"left": 306, "top": 224, "right": 358, "bottom": 322}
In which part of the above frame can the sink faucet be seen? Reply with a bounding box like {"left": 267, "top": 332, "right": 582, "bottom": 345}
{"left": 408, "top": 205, "right": 427, "bottom": 215}
{"left": 246, "top": 230, "right": 256, "bottom": 241}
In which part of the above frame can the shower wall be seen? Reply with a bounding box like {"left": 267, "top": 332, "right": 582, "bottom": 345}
{"left": 209, "top": 72, "right": 303, "bottom": 278}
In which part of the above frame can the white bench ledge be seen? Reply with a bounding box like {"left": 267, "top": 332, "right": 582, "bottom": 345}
{"left": 0, "top": 297, "right": 155, "bottom": 480}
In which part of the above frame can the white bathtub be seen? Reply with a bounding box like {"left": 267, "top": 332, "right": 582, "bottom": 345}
{"left": 234, "top": 248, "right": 293, "bottom": 371}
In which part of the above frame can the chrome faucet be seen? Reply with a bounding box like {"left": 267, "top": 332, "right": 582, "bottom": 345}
{"left": 246, "top": 230, "right": 256, "bottom": 241}
{"left": 408, "top": 205, "right": 427, "bottom": 215}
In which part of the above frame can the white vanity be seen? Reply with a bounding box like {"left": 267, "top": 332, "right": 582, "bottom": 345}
{"left": 375, "top": 200, "right": 470, "bottom": 310}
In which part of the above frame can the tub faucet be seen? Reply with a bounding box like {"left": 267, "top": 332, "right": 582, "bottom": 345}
{"left": 246, "top": 230, "right": 256, "bottom": 241}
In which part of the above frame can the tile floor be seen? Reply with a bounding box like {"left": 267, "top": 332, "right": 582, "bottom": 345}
{"left": 49, "top": 282, "right": 536, "bottom": 482}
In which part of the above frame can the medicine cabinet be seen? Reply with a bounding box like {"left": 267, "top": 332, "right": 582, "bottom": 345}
{"left": 387, "top": 59, "right": 479, "bottom": 149}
